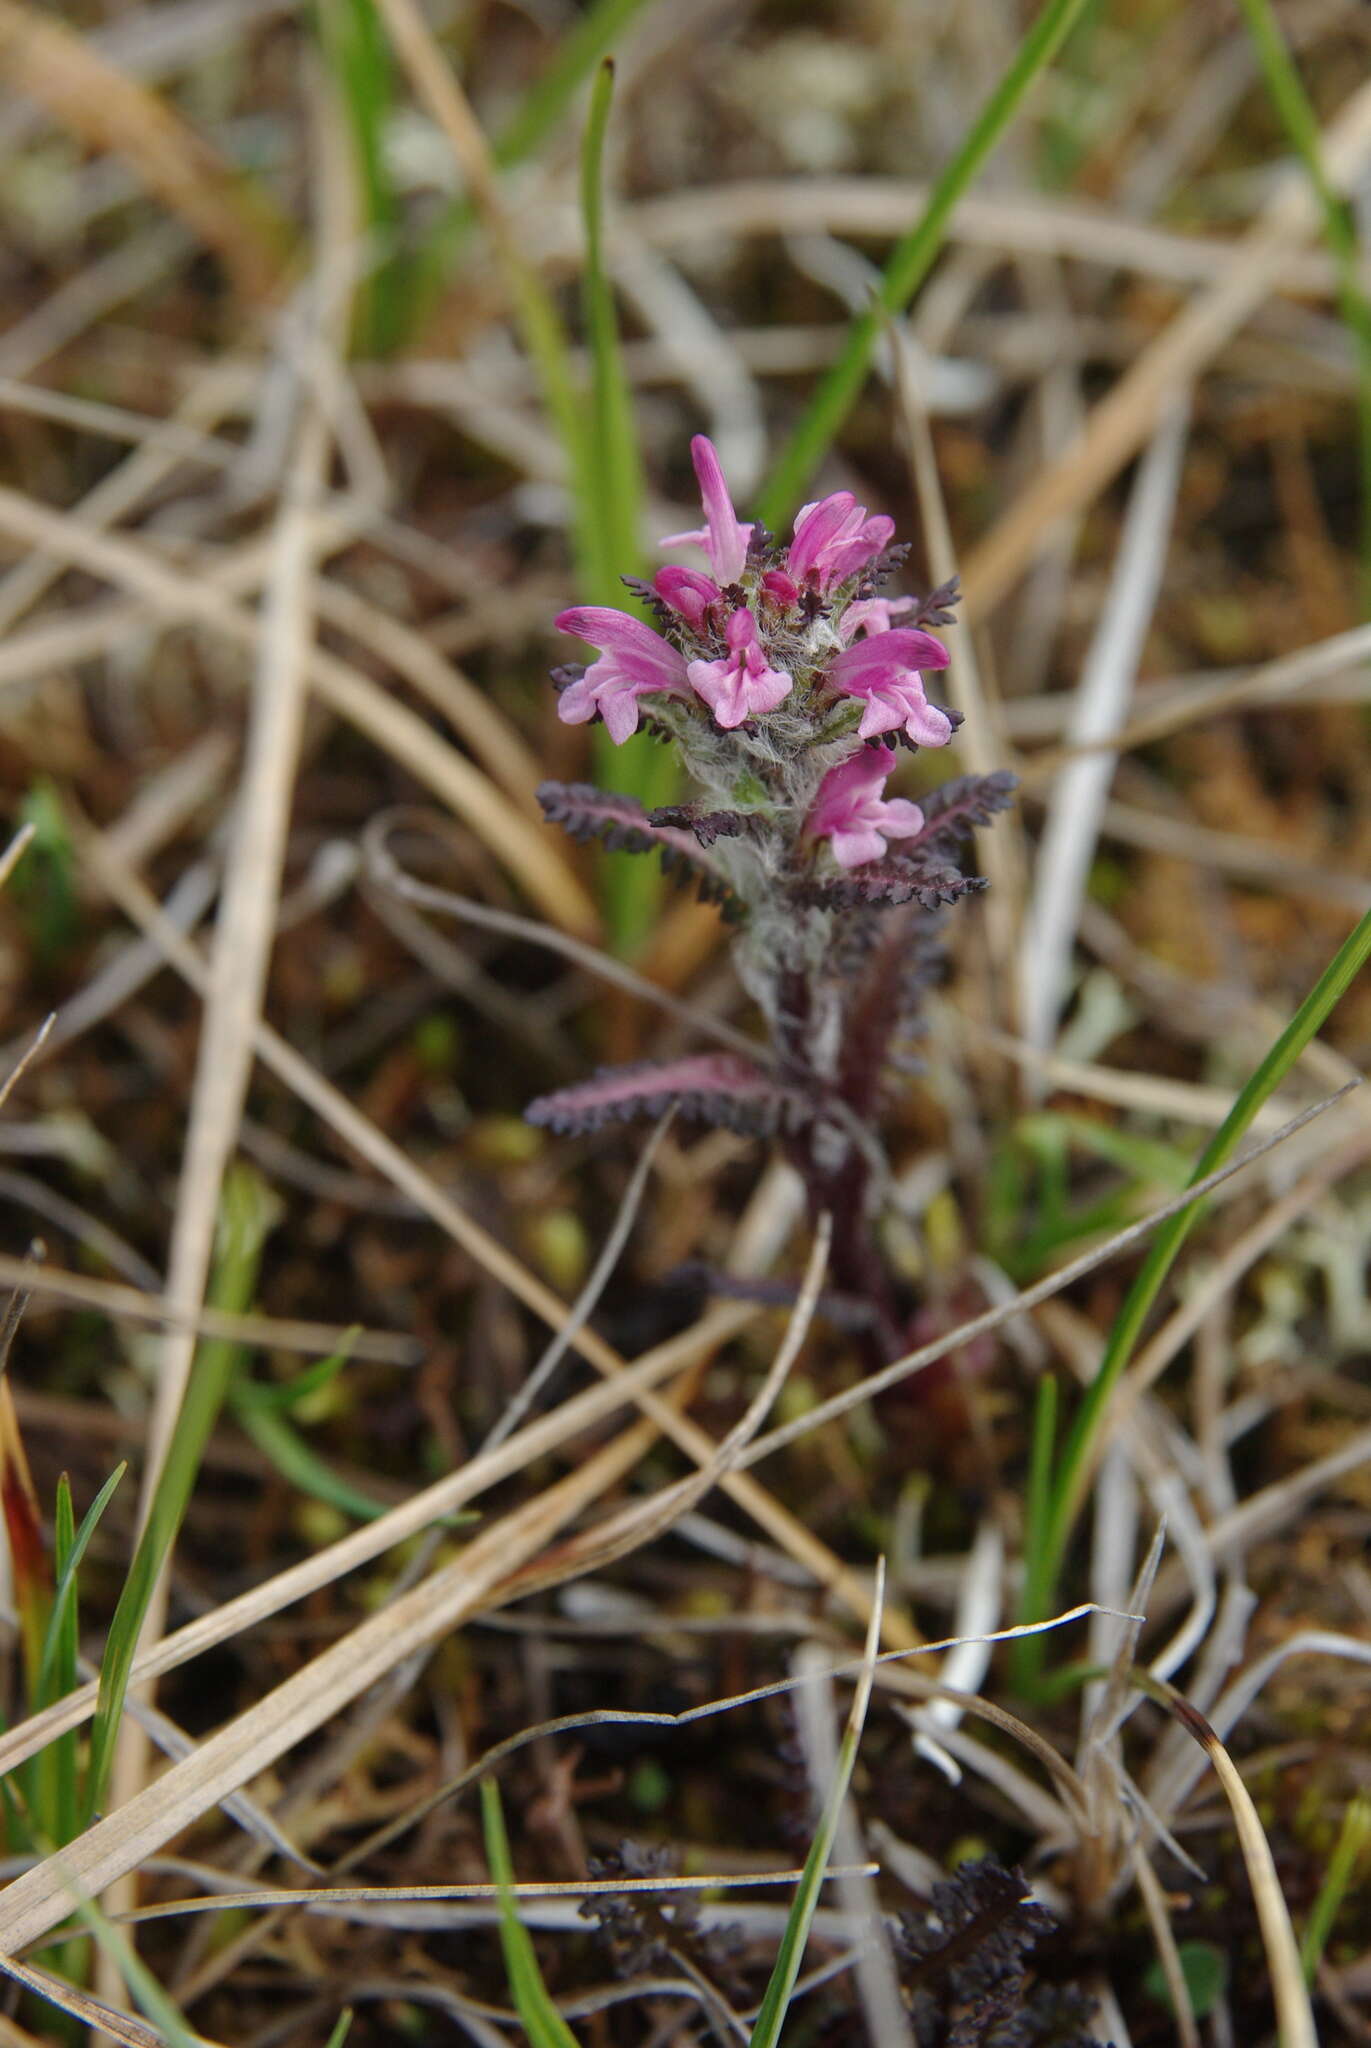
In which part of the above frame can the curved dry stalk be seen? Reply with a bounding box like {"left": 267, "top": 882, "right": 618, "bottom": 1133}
{"left": 1137, "top": 1674, "right": 1316, "bottom": 2048}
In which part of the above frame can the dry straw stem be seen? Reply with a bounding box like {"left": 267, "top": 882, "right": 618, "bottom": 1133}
{"left": 117, "top": 1867, "right": 880, "bottom": 1926}
{"left": 1017, "top": 395, "right": 1189, "bottom": 1074}
{"left": 621, "top": 177, "right": 1357, "bottom": 303}
{"left": 0, "top": 1949, "right": 183, "bottom": 2048}
{"left": 0, "top": 1412, "right": 673, "bottom": 1958}
{"left": 44, "top": 823, "right": 924, "bottom": 1660}
{"left": 968, "top": 1026, "right": 1326, "bottom": 1131}
{"left": 1018, "top": 618, "right": 1371, "bottom": 781}
{"left": 0, "top": 0, "right": 287, "bottom": 307}
{"left": 1146, "top": 1681, "right": 1316, "bottom": 2048}
{"left": 0, "top": 1253, "right": 414, "bottom": 1364}
{"left": 0, "top": 484, "right": 595, "bottom": 937}
{"left": 963, "top": 73, "right": 1371, "bottom": 615}
{"left": 895, "top": 327, "right": 1026, "bottom": 1030}
{"left": 0, "top": 1301, "right": 757, "bottom": 1794}
{"left": 0, "top": 360, "right": 247, "bottom": 644}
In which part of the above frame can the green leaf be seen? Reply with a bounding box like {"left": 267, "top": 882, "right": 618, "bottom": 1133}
{"left": 231, "top": 1393, "right": 389, "bottom": 1523}
{"left": 85, "top": 1167, "right": 280, "bottom": 1819}
{"left": 30, "top": 1465, "right": 125, "bottom": 1848}
{"left": 481, "top": 1779, "right": 581, "bottom": 2048}
{"left": 1144, "top": 1939, "right": 1228, "bottom": 2020}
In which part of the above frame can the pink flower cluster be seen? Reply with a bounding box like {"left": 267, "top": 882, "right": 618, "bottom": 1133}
{"left": 553, "top": 435, "right": 957, "bottom": 869}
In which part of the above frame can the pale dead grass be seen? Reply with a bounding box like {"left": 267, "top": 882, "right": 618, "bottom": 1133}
{"left": 0, "top": 3, "right": 1368, "bottom": 2044}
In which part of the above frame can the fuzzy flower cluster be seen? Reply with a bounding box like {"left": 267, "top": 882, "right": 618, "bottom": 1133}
{"left": 532, "top": 436, "right": 1013, "bottom": 1357}
{"left": 553, "top": 436, "right": 959, "bottom": 870}
{"left": 532, "top": 432, "right": 1013, "bottom": 1189}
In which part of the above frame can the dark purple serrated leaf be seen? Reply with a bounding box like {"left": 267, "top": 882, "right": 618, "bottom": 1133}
{"left": 795, "top": 852, "right": 986, "bottom": 912}
{"left": 911, "top": 771, "right": 1018, "bottom": 850}
{"left": 526, "top": 1054, "right": 809, "bottom": 1137}
{"left": 645, "top": 804, "right": 748, "bottom": 848}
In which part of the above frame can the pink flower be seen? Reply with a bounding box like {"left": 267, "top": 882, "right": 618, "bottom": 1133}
{"left": 687, "top": 607, "right": 792, "bottom": 728}
{"left": 554, "top": 606, "right": 689, "bottom": 744}
{"left": 839, "top": 595, "right": 917, "bottom": 640}
{"left": 653, "top": 565, "right": 721, "bottom": 629}
{"left": 760, "top": 568, "right": 801, "bottom": 610}
{"left": 829, "top": 627, "right": 954, "bottom": 747}
{"left": 660, "top": 435, "right": 752, "bottom": 587}
{"left": 806, "top": 746, "right": 925, "bottom": 869}
{"left": 787, "top": 492, "right": 895, "bottom": 593}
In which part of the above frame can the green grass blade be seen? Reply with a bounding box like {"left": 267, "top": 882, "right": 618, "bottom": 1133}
{"left": 748, "top": 1559, "right": 886, "bottom": 2048}
{"left": 230, "top": 1394, "right": 388, "bottom": 1523}
{"left": 1301, "top": 1793, "right": 1371, "bottom": 1982}
{"left": 1234, "top": 0, "right": 1371, "bottom": 608}
{"left": 1017, "top": 906, "right": 1371, "bottom": 1682}
{"left": 493, "top": 0, "right": 653, "bottom": 172}
{"left": 580, "top": 60, "right": 643, "bottom": 599}
{"left": 57, "top": 1882, "right": 198, "bottom": 2048}
{"left": 316, "top": 0, "right": 413, "bottom": 356}
{"left": 323, "top": 2010, "right": 356, "bottom": 2048}
{"left": 480, "top": 1779, "right": 581, "bottom": 2048}
{"left": 32, "top": 1465, "right": 125, "bottom": 1852}
{"left": 35, "top": 1466, "right": 126, "bottom": 1714}
{"left": 754, "top": 0, "right": 1094, "bottom": 532}
{"left": 579, "top": 57, "right": 671, "bottom": 949}
{"left": 230, "top": 1327, "right": 360, "bottom": 1413}
{"left": 409, "top": 0, "right": 655, "bottom": 315}
{"left": 84, "top": 1167, "right": 279, "bottom": 1820}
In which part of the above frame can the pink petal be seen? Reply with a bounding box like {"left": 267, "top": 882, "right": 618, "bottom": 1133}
{"left": 660, "top": 438, "right": 752, "bottom": 586}
{"left": 855, "top": 696, "right": 905, "bottom": 740}
{"left": 902, "top": 698, "right": 955, "bottom": 748}
{"left": 787, "top": 491, "right": 855, "bottom": 583}
{"left": 761, "top": 568, "right": 800, "bottom": 608}
{"left": 829, "top": 825, "right": 888, "bottom": 869}
{"left": 690, "top": 435, "right": 752, "bottom": 585}
{"left": 555, "top": 675, "right": 599, "bottom": 725}
{"left": 556, "top": 606, "right": 688, "bottom": 689}
{"left": 653, "top": 566, "right": 720, "bottom": 628}
{"left": 831, "top": 627, "right": 950, "bottom": 679}
{"left": 838, "top": 596, "right": 916, "bottom": 641}
{"left": 877, "top": 797, "right": 925, "bottom": 839}
{"left": 598, "top": 687, "right": 645, "bottom": 745}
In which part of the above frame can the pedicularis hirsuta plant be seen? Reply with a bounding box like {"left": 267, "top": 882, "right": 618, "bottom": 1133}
{"left": 529, "top": 437, "right": 1015, "bottom": 1365}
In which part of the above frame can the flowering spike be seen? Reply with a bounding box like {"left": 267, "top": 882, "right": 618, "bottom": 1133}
{"left": 537, "top": 431, "right": 1011, "bottom": 1370}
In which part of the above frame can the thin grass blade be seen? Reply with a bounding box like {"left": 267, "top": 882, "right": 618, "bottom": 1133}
{"left": 480, "top": 1778, "right": 581, "bottom": 2048}
{"left": 1018, "top": 906, "right": 1371, "bottom": 1681}
{"left": 748, "top": 1559, "right": 886, "bottom": 2048}
{"left": 84, "top": 1165, "right": 278, "bottom": 1819}
{"left": 755, "top": 0, "right": 1094, "bottom": 529}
